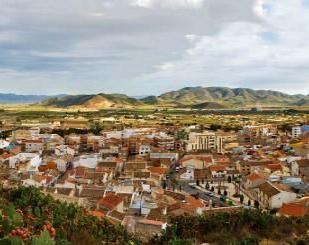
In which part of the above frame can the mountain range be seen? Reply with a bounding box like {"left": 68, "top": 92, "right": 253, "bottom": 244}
{"left": 39, "top": 87, "right": 309, "bottom": 109}
{"left": 0, "top": 93, "right": 66, "bottom": 104}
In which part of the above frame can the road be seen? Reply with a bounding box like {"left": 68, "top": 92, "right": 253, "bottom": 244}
{"left": 181, "top": 182, "right": 227, "bottom": 207}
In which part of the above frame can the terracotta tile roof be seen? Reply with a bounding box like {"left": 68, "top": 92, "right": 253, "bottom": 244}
{"left": 98, "top": 193, "right": 123, "bottom": 211}
{"left": 258, "top": 182, "right": 280, "bottom": 197}
{"left": 266, "top": 163, "right": 282, "bottom": 171}
{"left": 194, "top": 169, "right": 211, "bottom": 179}
{"left": 106, "top": 210, "right": 125, "bottom": 222}
{"left": 297, "top": 159, "right": 309, "bottom": 168}
{"left": 79, "top": 188, "right": 105, "bottom": 199}
{"left": 147, "top": 167, "right": 167, "bottom": 175}
{"left": 209, "top": 165, "right": 226, "bottom": 172}
{"left": 247, "top": 173, "right": 264, "bottom": 182}
{"left": 180, "top": 155, "right": 213, "bottom": 164}
{"left": 138, "top": 219, "right": 164, "bottom": 226}
{"left": 279, "top": 203, "right": 308, "bottom": 217}
{"left": 75, "top": 167, "right": 86, "bottom": 178}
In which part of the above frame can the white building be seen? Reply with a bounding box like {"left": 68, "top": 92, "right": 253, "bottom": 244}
{"left": 9, "top": 153, "right": 42, "bottom": 171}
{"left": 73, "top": 154, "right": 102, "bottom": 169}
{"left": 186, "top": 131, "right": 232, "bottom": 153}
{"left": 139, "top": 144, "right": 151, "bottom": 155}
{"left": 256, "top": 182, "right": 297, "bottom": 209}
{"left": 24, "top": 140, "right": 44, "bottom": 153}
{"left": 292, "top": 126, "right": 302, "bottom": 138}
{"left": 0, "top": 140, "right": 10, "bottom": 149}
{"left": 55, "top": 145, "right": 75, "bottom": 156}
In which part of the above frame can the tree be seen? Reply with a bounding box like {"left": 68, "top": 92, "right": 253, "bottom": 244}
{"left": 196, "top": 180, "right": 200, "bottom": 186}
{"left": 240, "top": 195, "right": 244, "bottom": 204}
{"left": 227, "top": 176, "right": 232, "bottom": 183}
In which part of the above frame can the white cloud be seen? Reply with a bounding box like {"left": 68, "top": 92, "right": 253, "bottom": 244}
{"left": 157, "top": 62, "right": 175, "bottom": 71}
{"left": 0, "top": 0, "right": 308, "bottom": 95}
{"left": 139, "top": 0, "right": 309, "bottom": 94}
{"left": 129, "top": 0, "right": 205, "bottom": 9}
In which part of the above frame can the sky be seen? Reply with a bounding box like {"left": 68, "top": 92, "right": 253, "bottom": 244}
{"left": 0, "top": 0, "right": 308, "bottom": 96}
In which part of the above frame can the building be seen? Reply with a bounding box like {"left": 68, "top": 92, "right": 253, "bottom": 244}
{"left": 292, "top": 125, "right": 309, "bottom": 138}
{"left": 278, "top": 197, "right": 309, "bottom": 217}
{"left": 180, "top": 154, "right": 214, "bottom": 170}
{"left": 292, "top": 126, "right": 302, "bottom": 138}
{"left": 291, "top": 159, "right": 309, "bottom": 180}
{"left": 256, "top": 182, "right": 297, "bottom": 209}
{"left": 245, "top": 172, "right": 266, "bottom": 189}
{"left": 97, "top": 193, "right": 124, "bottom": 213}
{"left": 186, "top": 131, "right": 234, "bottom": 154}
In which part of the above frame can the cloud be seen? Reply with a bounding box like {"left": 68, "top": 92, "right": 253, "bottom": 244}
{"left": 0, "top": 0, "right": 307, "bottom": 95}
{"left": 129, "top": 0, "right": 206, "bottom": 9}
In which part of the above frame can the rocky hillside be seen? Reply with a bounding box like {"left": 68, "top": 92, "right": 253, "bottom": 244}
{"left": 42, "top": 93, "right": 143, "bottom": 109}
{"left": 142, "top": 87, "right": 308, "bottom": 107}
{"left": 42, "top": 87, "right": 309, "bottom": 109}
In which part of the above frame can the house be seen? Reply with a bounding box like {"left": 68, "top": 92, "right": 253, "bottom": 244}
{"left": 73, "top": 154, "right": 102, "bottom": 169}
{"left": 147, "top": 167, "right": 167, "bottom": 181}
{"left": 56, "top": 158, "right": 69, "bottom": 172}
{"left": 256, "top": 182, "right": 297, "bottom": 209}
{"left": 180, "top": 154, "right": 214, "bottom": 170}
{"left": 0, "top": 140, "right": 10, "bottom": 149}
{"left": 209, "top": 165, "right": 227, "bottom": 178}
{"left": 97, "top": 193, "right": 124, "bottom": 213}
{"left": 179, "top": 167, "right": 194, "bottom": 181}
{"left": 245, "top": 172, "right": 266, "bottom": 189}
{"left": 291, "top": 159, "right": 309, "bottom": 179}
{"left": 24, "top": 139, "right": 44, "bottom": 153}
{"left": 22, "top": 174, "right": 55, "bottom": 187}
{"left": 139, "top": 144, "right": 151, "bottom": 156}
{"left": 149, "top": 153, "right": 179, "bottom": 164}
{"left": 135, "top": 219, "right": 166, "bottom": 239}
{"left": 9, "top": 153, "right": 42, "bottom": 172}
{"left": 55, "top": 145, "right": 75, "bottom": 156}
{"left": 278, "top": 197, "right": 309, "bottom": 217}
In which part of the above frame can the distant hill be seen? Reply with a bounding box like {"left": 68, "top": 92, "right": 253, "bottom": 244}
{"left": 42, "top": 93, "right": 143, "bottom": 109}
{"left": 143, "top": 87, "right": 308, "bottom": 107}
{"left": 41, "top": 86, "right": 309, "bottom": 109}
{"left": 0, "top": 93, "right": 60, "bottom": 104}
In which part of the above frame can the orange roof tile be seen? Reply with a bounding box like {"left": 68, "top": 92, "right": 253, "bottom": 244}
{"left": 279, "top": 203, "right": 308, "bottom": 217}
{"left": 209, "top": 165, "right": 226, "bottom": 172}
{"left": 98, "top": 194, "right": 123, "bottom": 211}
{"left": 247, "top": 173, "right": 264, "bottom": 182}
{"left": 147, "top": 167, "right": 168, "bottom": 175}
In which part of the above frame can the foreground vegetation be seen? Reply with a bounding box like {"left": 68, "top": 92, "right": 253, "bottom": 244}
{"left": 151, "top": 210, "right": 309, "bottom": 245}
{"left": 0, "top": 186, "right": 308, "bottom": 244}
{"left": 0, "top": 186, "right": 140, "bottom": 245}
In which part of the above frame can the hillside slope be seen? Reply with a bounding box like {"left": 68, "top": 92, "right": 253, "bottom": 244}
{"left": 142, "top": 87, "right": 308, "bottom": 107}
{"left": 42, "top": 93, "right": 143, "bottom": 109}
{"left": 42, "top": 87, "right": 309, "bottom": 109}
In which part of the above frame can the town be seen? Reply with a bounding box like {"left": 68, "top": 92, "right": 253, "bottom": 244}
{"left": 0, "top": 109, "right": 308, "bottom": 242}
